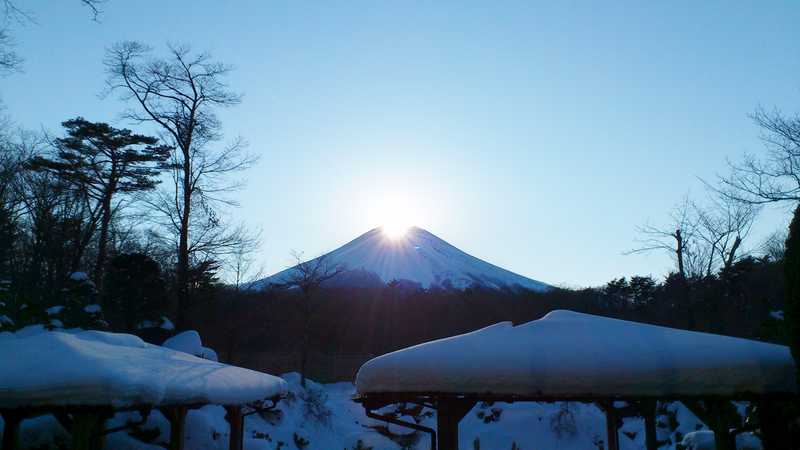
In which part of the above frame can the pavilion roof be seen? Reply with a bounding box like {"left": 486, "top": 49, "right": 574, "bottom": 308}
{"left": 356, "top": 310, "right": 797, "bottom": 399}
{"left": 0, "top": 328, "right": 286, "bottom": 409}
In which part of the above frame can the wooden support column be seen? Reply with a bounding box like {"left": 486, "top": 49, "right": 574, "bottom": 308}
{"left": 600, "top": 401, "right": 620, "bottom": 450}
{"left": 684, "top": 400, "right": 737, "bottom": 450}
{"left": 756, "top": 399, "right": 794, "bottom": 450}
{"left": 1, "top": 412, "right": 21, "bottom": 450}
{"left": 640, "top": 400, "right": 658, "bottom": 450}
{"left": 436, "top": 399, "right": 474, "bottom": 450}
{"left": 70, "top": 412, "right": 105, "bottom": 450}
{"left": 225, "top": 405, "right": 244, "bottom": 450}
{"left": 706, "top": 400, "right": 736, "bottom": 450}
{"left": 163, "top": 406, "right": 188, "bottom": 450}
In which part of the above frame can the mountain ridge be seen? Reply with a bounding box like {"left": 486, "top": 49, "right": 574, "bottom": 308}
{"left": 252, "top": 226, "right": 550, "bottom": 292}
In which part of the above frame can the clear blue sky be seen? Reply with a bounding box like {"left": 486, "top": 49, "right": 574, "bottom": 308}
{"left": 3, "top": 1, "right": 800, "bottom": 287}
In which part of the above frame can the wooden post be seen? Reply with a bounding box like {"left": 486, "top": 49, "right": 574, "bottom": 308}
{"left": 225, "top": 405, "right": 244, "bottom": 450}
{"left": 1, "top": 412, "right": 20, "bottom": 450}
{"left": 640, "top": 400, "right": 658, "bottom": 450}
{"left": 436, "top": 400, "right": 474, "bottom": 450}
{"left": 70, "top": 412, "right": 105, "bottom": 450}
{"left": 164, "top": 406, "right": 188, "bottom": 450}
{"left": 601, "top": 401, "right": 620, "bottom": 450}
{"left": 706, "top": 400, "right": 736, "bottom": 450}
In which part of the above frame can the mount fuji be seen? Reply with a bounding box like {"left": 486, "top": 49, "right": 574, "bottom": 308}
{"left": 252, "top": 227, "right": 550, "bottom": 292}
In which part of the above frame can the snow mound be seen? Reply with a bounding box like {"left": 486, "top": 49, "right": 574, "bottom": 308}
{"left": 356, "top": 310, "right": 796, "bottom": 397}
{"left": 162, "top": 330, "right": 218, "bottom": 361}
{"left": 0, "top": 329, "right": 286, "bottom": 408}
{"left": 253, "top": 227, "right": 550, "bottom": 291}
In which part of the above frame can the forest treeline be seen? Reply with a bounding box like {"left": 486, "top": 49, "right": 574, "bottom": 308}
{"left": 189, "top": 253, "right": 786, "bottom": 381}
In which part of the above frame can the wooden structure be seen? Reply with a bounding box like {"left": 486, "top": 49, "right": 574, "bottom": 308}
{"left": 0, "top": 400, "right": 279, "bottom": 450}
{"left": 0, "top": 330, "right": 286, "bottom": 450}
{"left": 354, "top": 311, "right": 798, "bottom": 450}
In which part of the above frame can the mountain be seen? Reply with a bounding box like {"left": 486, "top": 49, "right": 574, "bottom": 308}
{"left": 252, "top": 226, "right": 550, "bottom": 292}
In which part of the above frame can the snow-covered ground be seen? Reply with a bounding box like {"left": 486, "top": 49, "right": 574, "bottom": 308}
{"left": 252, "top": 227, "right": 550, "bottom": 291}
{"left": 1, "top": 372, "right": 761, "bottom": 449}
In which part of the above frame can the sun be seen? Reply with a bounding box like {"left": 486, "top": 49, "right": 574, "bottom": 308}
{"left": 366, "top": 192, "right": 419, "bottom": 240}
{"left": 380, "top": 204, "right": 413, "bottom": 239}
{"left": 382, "top": 222, "right": 411, "bottom": 240}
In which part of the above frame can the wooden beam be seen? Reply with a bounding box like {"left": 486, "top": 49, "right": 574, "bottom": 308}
{"left": 640, "top": 400, "right": 658, "bottom": 450}
{"left": 436, "top": 400, "right": 474, "bottom": 450}
{"left": 162, "top": 406, "right": 188, "bottom": 450}
{"left": 0, "top": 413, "right": 20, "bottom": 450}
{"left": 225, "top": 406, "right": 244, "bottom": 450}
{"left": 70, "top": 412, "right": 105, "bottom": 450}
{"left": 600, "top": 401, "right": 620, "bottom": 450}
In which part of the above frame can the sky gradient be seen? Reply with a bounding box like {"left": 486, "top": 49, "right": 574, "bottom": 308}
{"left": 3, "top": 1, "right": 800, "bottom": 287}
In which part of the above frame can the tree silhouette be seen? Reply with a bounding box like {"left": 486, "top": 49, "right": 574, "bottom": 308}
{"left": 29, "top": 118, "right": 170, "bottom": 288}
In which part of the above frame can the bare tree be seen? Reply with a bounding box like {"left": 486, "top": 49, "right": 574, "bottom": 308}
{"left": 2, "top": 0, "right": 104, "bottom": 22}
{"left": 104, "top": 41, "right": 256, "bottom": 328}
{"left": 627, "top": 198, "right": 698, "bottom": 281}
{"left": 219, "top": 231, "right": 264, "bottom": 363}
{"left": 760, "top": 229, "right": 787, "bottom": 261}
{"left": 720, "top": 108, "right": 800, "bottom": 204}
{"left": 279, "top": 251, "right": 345, "bottom": 387}
{"left": 692, "top": 192, "right": 759, "bottom": 275}
{"left": 0, "top": 0, "right": 105, "bottom": 74}
{"left": 0, "top": 29, "right": 20, "bottom": 74}
{"left": 226, "top": 228, "right": 264, "bottom": 290}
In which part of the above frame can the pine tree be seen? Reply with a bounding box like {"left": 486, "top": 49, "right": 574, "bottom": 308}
{"left": 29, "top": 118, "right": 171, "bottom": 289}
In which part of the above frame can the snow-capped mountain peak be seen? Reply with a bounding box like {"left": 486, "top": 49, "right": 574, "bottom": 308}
{"left": 253, "top": 226, "right": 550, "bottom": 292}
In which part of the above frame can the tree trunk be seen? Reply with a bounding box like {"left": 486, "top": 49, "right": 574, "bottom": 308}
{"left": 176, "top": 146, "right": 192, "bottom": 330}
{"left": 300, "top": 292, "right": 311, "bottom": 388}
{"left": 675, "top": 229, "right": 686, "bottom": 281}
{"left": 724, "top": 235, "right": 742, "bottom": 271}
{"left": 93, "top": 183, "right": 115, "bottom": 292}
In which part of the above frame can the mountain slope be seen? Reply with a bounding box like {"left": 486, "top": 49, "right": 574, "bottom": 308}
{"left": 253, "top": 227, "right": 550, "bottom": 292}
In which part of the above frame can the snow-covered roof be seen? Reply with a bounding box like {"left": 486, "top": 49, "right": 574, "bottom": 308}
{"left": 0, "top": 329, "right": 286, "bottom": 409}
{"left": 356, "top": 310, "right": 797, "bottom": 398}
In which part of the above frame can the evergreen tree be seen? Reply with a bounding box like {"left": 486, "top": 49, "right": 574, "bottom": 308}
{"left": 785, "top": 204, "right": 800, "bottom": 386}
{"left": 54, "top": 272, "right": 106, "bottom": 329}
{"left": 103, "top": 253, "right": 167, "bottom": 332}
{"left": 29, "top": 118, "right": 171, "bottom": 289}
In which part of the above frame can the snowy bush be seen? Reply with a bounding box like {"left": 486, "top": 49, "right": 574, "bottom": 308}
{"left": 349, "top": 439, "right": 374, "bottom": 450}
{"left": 550, "top": 402, "right": 577, "bottom": 438}
{"left": 293, "top": 431, "right": 310, "bottom": 449}
{"left": 300, "top": 382, "right": 332, "bottom": 425}
{"left": 475, "top": 402, "right": 503, "bottom": 424}
{"left": 55, "top": 272, "right": 106, "bottom": 329}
